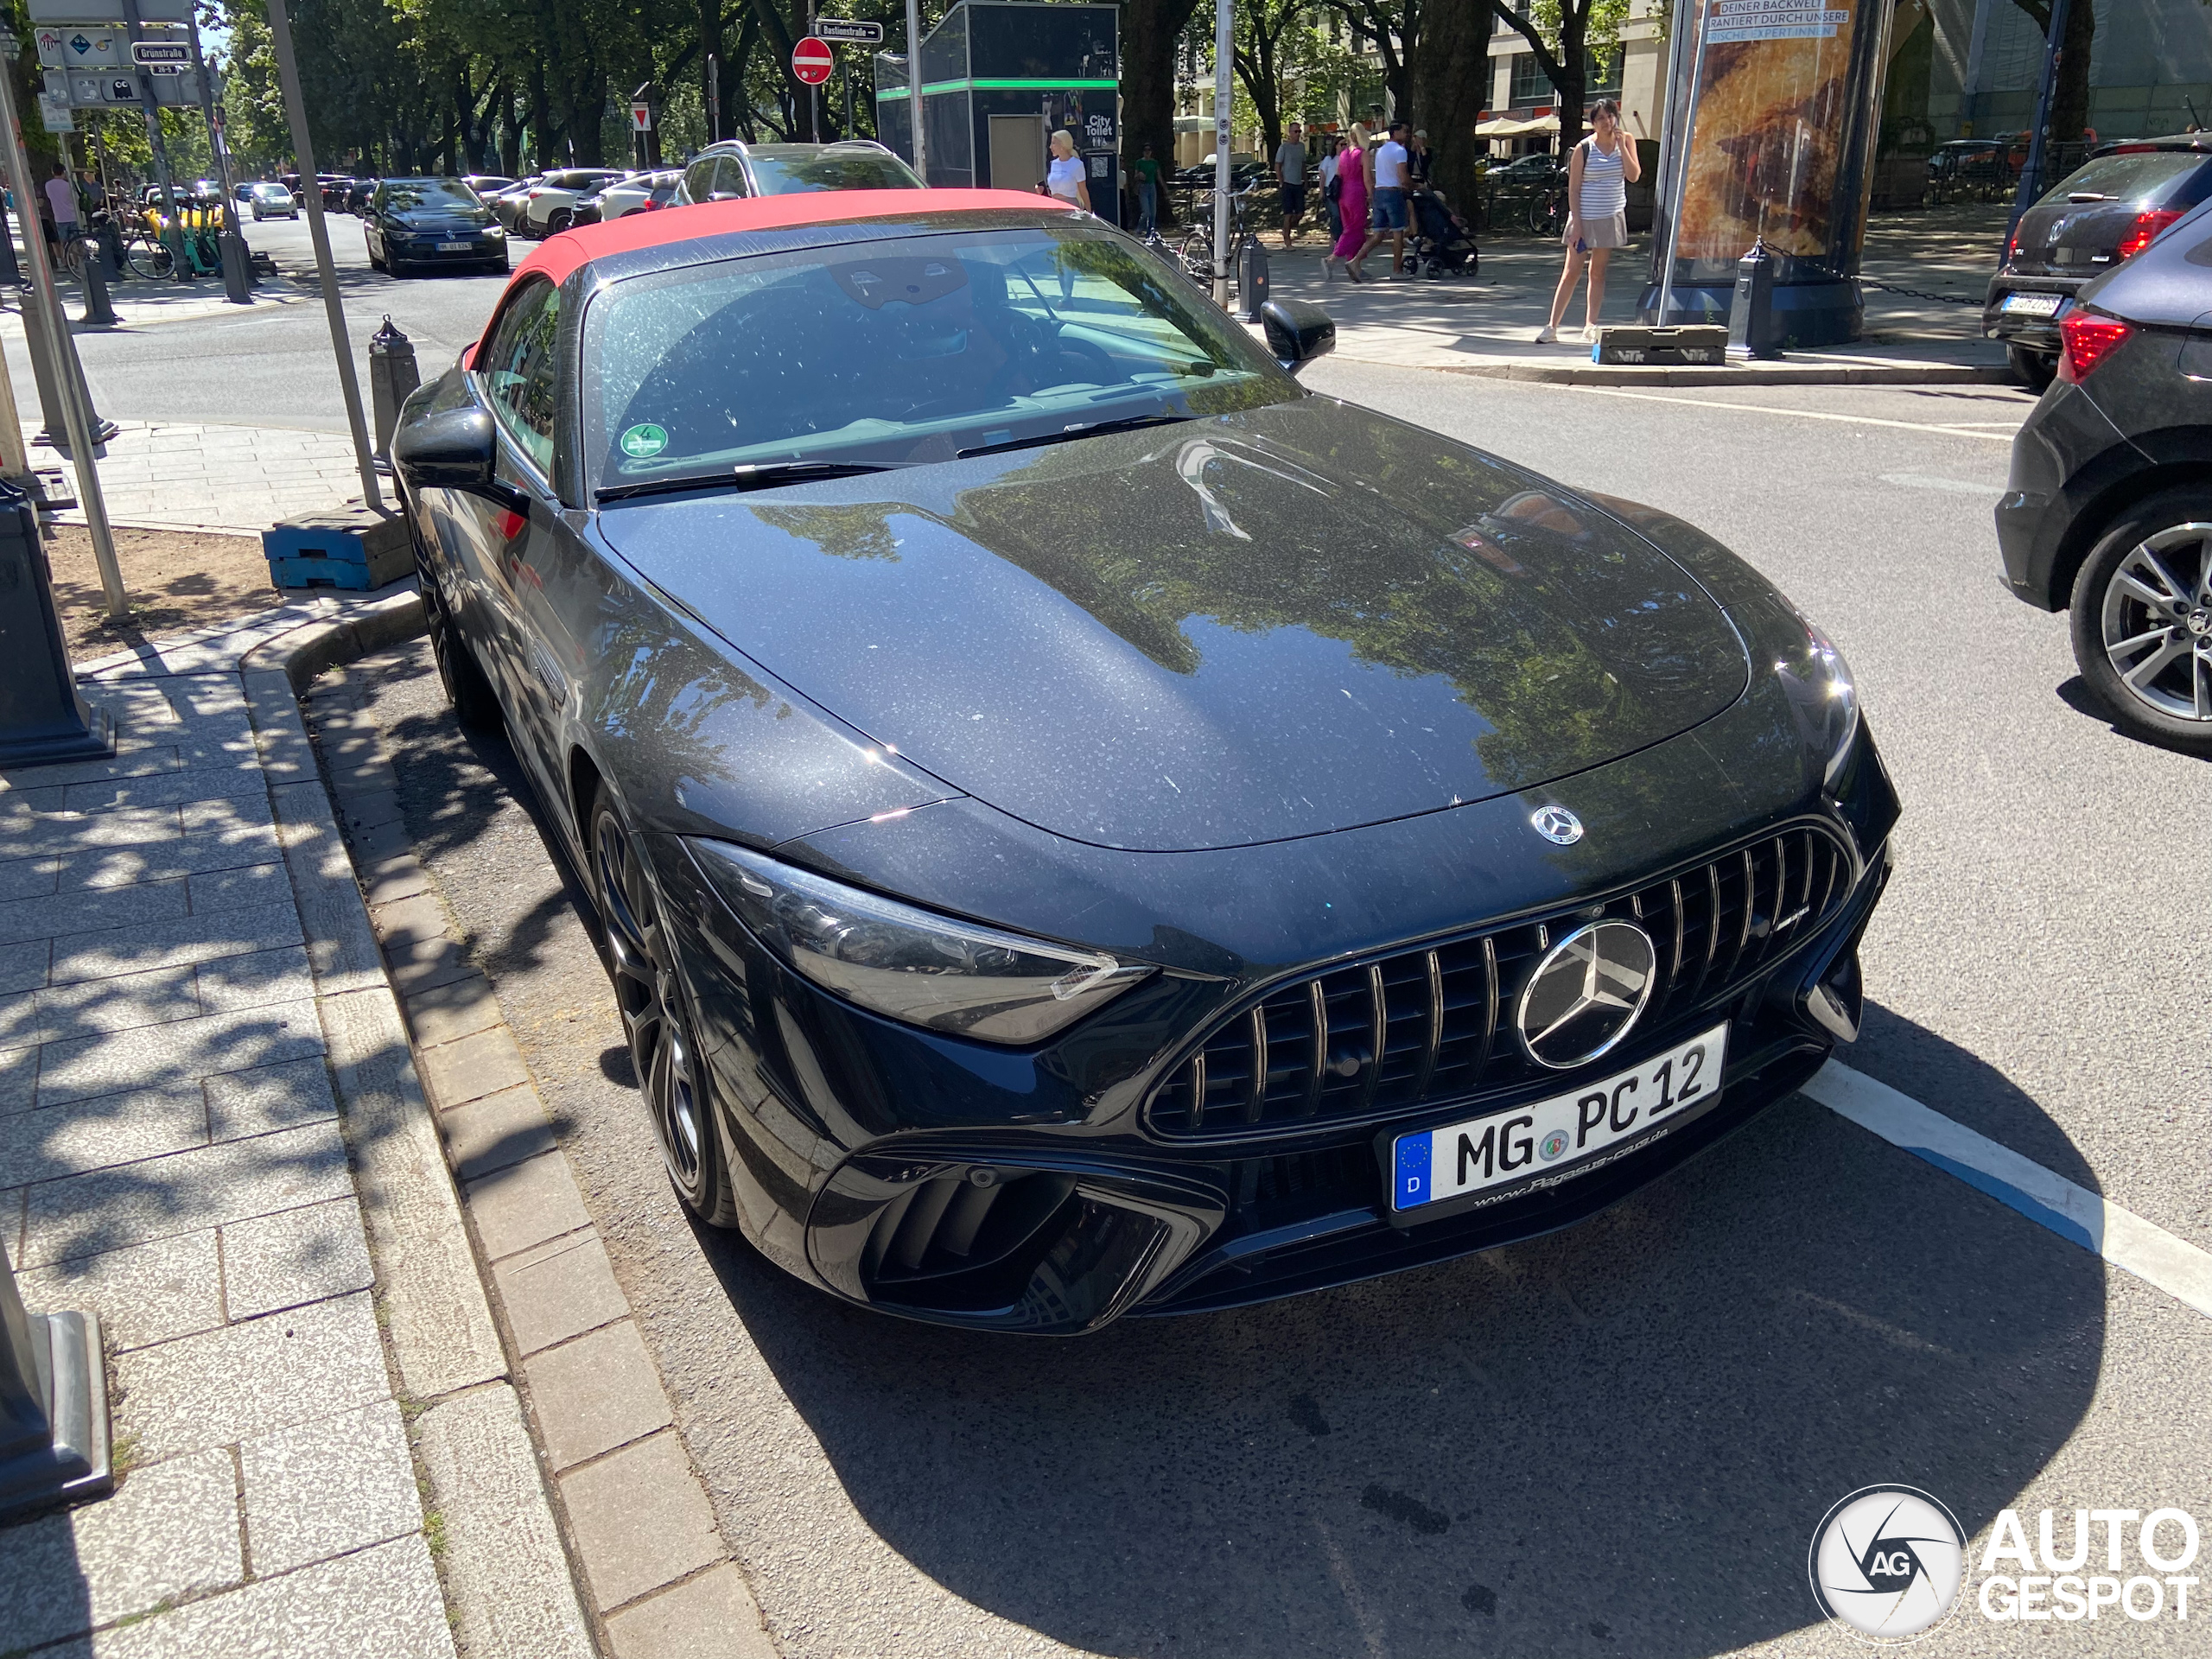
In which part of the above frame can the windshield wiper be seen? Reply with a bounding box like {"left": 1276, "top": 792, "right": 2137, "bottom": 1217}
{"left": 596, "top": 461, "right": 901, "bottom": 504}
{"left": 957, "top": 412, "right": 1194, "bottom": 459}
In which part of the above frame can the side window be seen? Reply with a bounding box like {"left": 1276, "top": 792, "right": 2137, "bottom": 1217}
{"left": 711, "top": 156, "right": 750, "bottom": 200}
{"left": 683, "top": 159, "right": 714, "bottom": 202}
{"left": 480, "top": 281, "right": 561, "bottom": 475}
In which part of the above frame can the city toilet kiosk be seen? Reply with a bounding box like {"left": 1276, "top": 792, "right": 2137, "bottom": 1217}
{"left": 875, "top": 0, "right": 1122, "bottom": 229}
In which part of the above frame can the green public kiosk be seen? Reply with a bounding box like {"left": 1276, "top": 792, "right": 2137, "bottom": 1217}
{"left": 874, "top": 1, "right": 1122, "bottom": 228}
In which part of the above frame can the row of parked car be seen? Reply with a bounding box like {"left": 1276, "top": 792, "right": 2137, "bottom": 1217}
{"left": 344, "top": 140, "right": 924, "bottom": 278}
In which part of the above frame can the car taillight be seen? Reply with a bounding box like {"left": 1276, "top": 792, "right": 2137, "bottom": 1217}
{"left": 2056, "top": 311, "right": 2133, "bottom": 383}
{"left": 2117, "top": 207, "right": 2182, "bottom": 259}
{"left": 637, "top": 198, "right": 659, "bottom": 210}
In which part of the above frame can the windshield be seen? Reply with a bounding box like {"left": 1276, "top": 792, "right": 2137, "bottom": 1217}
{"left": 2040, "top": 151, "right": 2204, "bottom": 207}
{"left": 251, "top": 183, "right": 289, "bottom": 200}
{"left": 383, "top": 178, "right": 483, "bottom": 212}
{"left": 747, "top": 147, "right": 923, "bottom": 194}
{"left": 585, "top": 224, "right": 1299, "bottom": 491}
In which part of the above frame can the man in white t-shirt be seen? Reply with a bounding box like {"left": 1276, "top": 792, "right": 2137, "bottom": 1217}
{"left": 1350, "top": 120, "right": 1413, "bottom": 279}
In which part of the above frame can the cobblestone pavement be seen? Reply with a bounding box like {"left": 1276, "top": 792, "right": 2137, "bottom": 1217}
{"left": 30, "top": 420, "right": 370, "bottom": 537}
{"left": 0, "top": 602, "right": 585, "bottom": 1658}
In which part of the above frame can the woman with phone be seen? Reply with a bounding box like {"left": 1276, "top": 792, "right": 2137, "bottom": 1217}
{"left": 1536, "top": 100, "right": 1641, "bottom": 345}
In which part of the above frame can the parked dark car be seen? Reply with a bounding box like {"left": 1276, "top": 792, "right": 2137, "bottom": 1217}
{"left": 1170, "top": 152, "right": 1268, "bottom": 192}
{"left": 1984, "top": 133, "right": 2212, "bottom": 389}
{"left": 674, "top": 140, "right": 921, "bottom": 206}
{"left": 363, "top": 176, "right": 508, "bottom": 276}
{"left": 486, "top": 176, "right": 543, "bottom": 232}
{"left": 462, "top": 174, "right": 517, "bottom": 200}
{"left": 391, "top": 191, "right": 1895, "bottom": 1335}
{"left": 1999, "top": 194, "right": 2212, "bottom": 753}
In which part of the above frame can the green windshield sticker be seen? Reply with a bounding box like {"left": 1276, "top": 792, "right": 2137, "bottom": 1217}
{"left": 620, "top": 423, "right": 669, "bottom": 460}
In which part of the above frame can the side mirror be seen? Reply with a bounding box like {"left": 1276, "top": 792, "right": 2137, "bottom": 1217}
{"left": 392, "top": 405, "right": 527, "bottom": 510}
{"left": 1261, "top": 299, "right": 1336, "bottom": 374}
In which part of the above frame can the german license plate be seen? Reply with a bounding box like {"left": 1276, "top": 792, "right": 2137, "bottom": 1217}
{"left": 2002, "top": 291, "right": 2063, "bottom": 316}
{"left": 1390, "top": 1024, "right": 1728, "bottom": 1214}
{"left": 437, "top": 240, "right": 473, "bottom": 252}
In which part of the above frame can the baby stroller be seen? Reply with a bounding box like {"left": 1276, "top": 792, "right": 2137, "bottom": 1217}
{"left": 1409, "top": 188, "right": 1478, "bottom": 278}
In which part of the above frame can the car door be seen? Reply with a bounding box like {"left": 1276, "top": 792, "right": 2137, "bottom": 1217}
{"left": 456, "top": 278, "right": 570, "bottom": 791}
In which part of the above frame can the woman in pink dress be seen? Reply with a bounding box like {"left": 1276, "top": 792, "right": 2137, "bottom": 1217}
{"left": 1326, "top": 139, "right": 1369, "bottom": 283}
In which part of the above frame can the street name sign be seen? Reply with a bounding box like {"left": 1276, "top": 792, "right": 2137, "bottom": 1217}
{"left": 792, "top": 36, "right": 835, "bottom": 86}
{"left": 812, "top": 19, "right": 884, "bottom": 43}
{"left": 130, "top": 40, "right": 186, "bottom": 64}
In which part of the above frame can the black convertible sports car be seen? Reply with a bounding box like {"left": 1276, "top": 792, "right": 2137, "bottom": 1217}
{"left": 393, "top": 190, "right": 1897, "bottom": 1334}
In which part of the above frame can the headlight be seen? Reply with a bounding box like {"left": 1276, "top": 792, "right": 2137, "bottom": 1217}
{"left": 485, "top": 225, "right": 505, "bottom": 238}
{"left": 690, "top": 841, "right": 1153, "bottom": 1045}
{"left": 1776, "top": 616, "right": 1860, "bottom": 787}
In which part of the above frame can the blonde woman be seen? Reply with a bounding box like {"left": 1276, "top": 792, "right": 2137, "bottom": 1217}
{"left": 1537, "top": 99, "right": 1643, "bottom": 344}
{"left": 1045, "top": 129, "right": 1090, "bottom": 212}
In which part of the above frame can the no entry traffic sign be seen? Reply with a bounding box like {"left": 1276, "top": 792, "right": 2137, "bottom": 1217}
{"left": 791, "top": 36, "right": 834, "bottom": 86}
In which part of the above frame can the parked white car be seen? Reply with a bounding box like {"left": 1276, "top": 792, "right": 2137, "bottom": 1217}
{"left": 518, "top": 168, "right": 625, "bottom": 235}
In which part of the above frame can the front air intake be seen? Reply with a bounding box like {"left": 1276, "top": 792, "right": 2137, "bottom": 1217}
{"left": 860, "top": 1169, "right": 1077, "bottom": 1304}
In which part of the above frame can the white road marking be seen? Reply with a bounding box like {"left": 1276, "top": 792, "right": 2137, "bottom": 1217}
{"left": 1806, "top": 1060, "right": 2212, "bottom": 1321}
{"left": 1878, "top": 473, "right": 1999, "bottom": 495}
{"left": 1572, "top": 385, "right": 2022, "bottom": 442}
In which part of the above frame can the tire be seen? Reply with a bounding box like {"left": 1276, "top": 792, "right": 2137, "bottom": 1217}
{"left": 588, "top": 786, "right": 741, "bottom": 1228}
{"left": 1177, "top": 224, "right": 1213, "bottom": 286}
{"left": 2067, "top": 486, "right": 2212, "bottom": 754}
{"left": 422, "top": 573, "right": 502, "bottom": 732}
{"left": 548, "top": 209, "right": 572, "bottom": 234}
{"left": 123, "top": 234, "right": 171, "bottom": 282}
{"left": 367, "top": 238, "right": 385, "bottom": 272}
{"left": 2009, "top": 343, "right": 2057, "bottom": 392}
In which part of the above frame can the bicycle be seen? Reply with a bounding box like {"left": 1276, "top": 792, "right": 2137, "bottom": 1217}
{"left": 1176, "top": 182, "right": 1263, "bottom": 292}
{"left": 1528, "top": 175, "right": 1568, "bottom": 238}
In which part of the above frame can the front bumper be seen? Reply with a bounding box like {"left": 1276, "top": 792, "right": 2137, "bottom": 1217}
{"left": 658, "top": 759, "right": 1897, "bottom": 1335}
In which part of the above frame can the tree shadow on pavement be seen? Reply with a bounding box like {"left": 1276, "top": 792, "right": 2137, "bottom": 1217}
{"left": 700, "top": 1011, "right": 2103, "bottom": 1659}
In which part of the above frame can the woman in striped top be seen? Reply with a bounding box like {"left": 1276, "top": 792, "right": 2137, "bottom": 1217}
{"left": 1537, "top": 99, "right": 1643, "bottom": 345}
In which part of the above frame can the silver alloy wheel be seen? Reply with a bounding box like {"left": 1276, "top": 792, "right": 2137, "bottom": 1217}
{"left": 2100, "top": 522, "right": 2212, "bottom": 723}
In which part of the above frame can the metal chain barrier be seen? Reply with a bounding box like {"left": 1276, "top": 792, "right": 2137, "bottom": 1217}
{"left": 1860, "top": 276, "right": 1984, "bottom": 307}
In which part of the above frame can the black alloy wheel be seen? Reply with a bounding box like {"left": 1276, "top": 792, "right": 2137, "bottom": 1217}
{"left": 421, "top": 574, "right": 502, "bottom": 732}
{"left": 2069, "top": 486, "right": 2212, "bottom": 755}
{"left": 589, "top": 790, "right": 741, "bottom": 1227}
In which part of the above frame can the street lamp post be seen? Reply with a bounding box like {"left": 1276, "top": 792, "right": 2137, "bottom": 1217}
{"left": 261, "top": 0, "right": 383, "bottom": 513}
{"left": 1211, "top": 0, "right": 1231, "bottom": 308}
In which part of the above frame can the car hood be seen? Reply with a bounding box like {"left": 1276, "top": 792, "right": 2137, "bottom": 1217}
{"left": 394, "top": 211, "right": 491, "bottom": 229}
{"left": 598, "top": 402, "right": 1750, "bottom": 852}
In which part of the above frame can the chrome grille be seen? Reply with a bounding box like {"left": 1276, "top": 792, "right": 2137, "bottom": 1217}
{"left": 1148, "top": 824, "right": 1854, "bottom": 1140}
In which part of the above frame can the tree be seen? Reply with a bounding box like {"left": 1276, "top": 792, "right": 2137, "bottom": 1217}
{"left": 2009, "top": 0, "right": 2094, "bottom": 149}
{"left": 1324, "top": 0, "right": 1416, "bottom": 126}
{"left": 1123, "top": 0, "right": 1206, "bottom": 224}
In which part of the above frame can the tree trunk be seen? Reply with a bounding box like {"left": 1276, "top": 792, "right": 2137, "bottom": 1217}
{"left": 1412, "top": 0, "right": 1491, "bottom": 213}
{"left": 1557, "top": 5, "right": 1586, "bottom": 156}
{"left": 529, "top": 67, "right": 550, "bottom": 172}
{"left": 730, "top": 14, "right": 760, "bottom": 142}
{"left": 1124, "top": 0, "right": 1204, "bottom": 226}
{"left": 2050, "top": 0, "right": 2093, "bottom": 146}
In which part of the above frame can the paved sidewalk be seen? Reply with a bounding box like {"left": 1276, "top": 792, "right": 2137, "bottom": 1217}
{"left": 0, "top": 597, "right": 588, "bottom": 1656}
{"left": 29, "top": 420, "right": 368, "bottom": 537}
{"left": 1249, "top": 202, "right": 2011, "bottom": 383}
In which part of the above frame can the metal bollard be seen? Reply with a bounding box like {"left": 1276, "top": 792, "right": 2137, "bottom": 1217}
{"left": 97, "top": 220, "right": 121, "bottom": 282}
{"left": 0, "top": 1236, "right": 112, "bottom": 1522}
{"left": 1237, "top": 236, "right": 1270, "bottom": 323}
{"left": 368, "top": 315, "right": 420, "bottom": 466}
{"left": 0, "top": 207, "right": 17, "bottom": 287}
{"left": 0, "top": 480, "right": 112, "bottom": 763}
{"left": 219, "top": 227, "right": 251, "bottom": 302}
{"left": 1727, "top": 236, "right": 1784, "bottom": 359}
{"left": 78, "top": 241, "right": 117, "bottom": 327}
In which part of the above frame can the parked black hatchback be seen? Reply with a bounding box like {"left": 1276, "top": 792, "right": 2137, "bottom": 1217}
{"left": 1985, "top": 134, "right": 2212, "bottom": 389}
{"left": 364, "top": 177, "right": 509, "bottom": 276}
{"left": 1998, "top": 195, "right": 2212, "bottom": 752}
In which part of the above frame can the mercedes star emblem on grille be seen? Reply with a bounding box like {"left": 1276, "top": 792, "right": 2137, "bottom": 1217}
{"left": 1531, "top": 805, "right": 1584, "bottom": 845}
{"left": 1515, "top": 920, "right": 1658, "bottom": 1069}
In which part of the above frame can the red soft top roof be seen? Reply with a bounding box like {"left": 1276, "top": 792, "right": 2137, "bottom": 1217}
{"left": 515, "top": 187, "right": 1071, "bottom": 289}
{"left": 464, "top": 188, "right": 1073, "bottom": 367}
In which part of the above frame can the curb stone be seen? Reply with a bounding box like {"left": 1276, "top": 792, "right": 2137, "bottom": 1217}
{"left": 296, "top": 630, "right": 779, "bottom": 1659}
{"left": 234, "top": 591, "right": 599, "bottom": 1659}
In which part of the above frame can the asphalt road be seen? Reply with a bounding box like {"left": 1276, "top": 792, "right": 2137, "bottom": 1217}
{"left": 301, "top": 363, "right": 2212, "bottom": 1657}
{"left": 12, "top": 212, "right": 505, "bottom": 435}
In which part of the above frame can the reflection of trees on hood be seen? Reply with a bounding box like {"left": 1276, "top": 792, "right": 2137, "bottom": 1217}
{"left": 726, "top": 408, "right": 1744, "bottom": 786}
